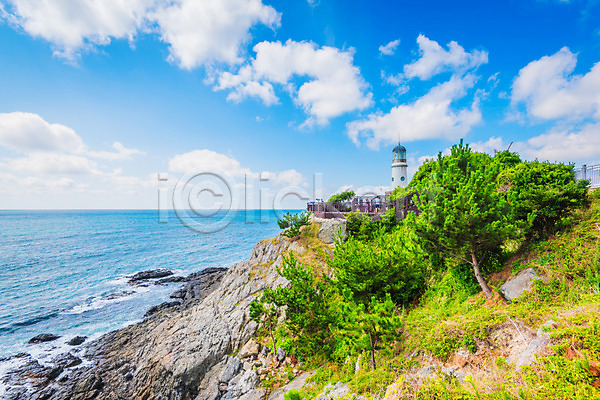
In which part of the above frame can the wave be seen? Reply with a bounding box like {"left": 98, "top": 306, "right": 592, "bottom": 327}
{"left": 63, "top": 286, "right": 152, "bottom": 315}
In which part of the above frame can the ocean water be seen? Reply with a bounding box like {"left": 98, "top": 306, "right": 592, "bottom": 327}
{"left": 0, "top": 209, "right": 287, "bottom": 359}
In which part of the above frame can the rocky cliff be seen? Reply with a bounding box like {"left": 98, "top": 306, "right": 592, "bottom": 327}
{"left": 1, "top": 233, "right": 301, "bottom": 400}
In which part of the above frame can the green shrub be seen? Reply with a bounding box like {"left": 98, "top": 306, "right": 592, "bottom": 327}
{"left": 499, "top": 161, "right": 589, "bottom": 239}
{"left": 251, "top": 254, "right": 336, "bottom": 360}
{"left": 278, "top": 211, "right": 311, "bottom": 238}
{"left": 283, "top": 389, "right": 302, "bottom": 400}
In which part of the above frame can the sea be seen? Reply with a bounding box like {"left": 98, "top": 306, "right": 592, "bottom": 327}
{"left": 0, "top": 209, "right": 288, "bottom": 362}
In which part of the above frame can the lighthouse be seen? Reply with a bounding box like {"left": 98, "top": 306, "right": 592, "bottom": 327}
{"left": 391, "top": 143, "right": 407, "bottom": 189}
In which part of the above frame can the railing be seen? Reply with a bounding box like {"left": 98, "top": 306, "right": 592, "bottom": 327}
{"left": 574, "top": 164, "right": 600, "bottom": 188}
{"left": 307, "top": 194, "right": 420, "bottom": 220}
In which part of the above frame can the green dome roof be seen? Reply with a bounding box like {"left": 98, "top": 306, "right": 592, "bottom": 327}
{"left": 393, "top": 144, "right": 406, "bottom": 153}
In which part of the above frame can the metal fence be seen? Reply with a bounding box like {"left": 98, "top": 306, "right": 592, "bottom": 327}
{"left": 307, "top": 194, "right": 420, "bottom": 220}
{"left": 574, "top": 164, "right": 600, "bottom": 188}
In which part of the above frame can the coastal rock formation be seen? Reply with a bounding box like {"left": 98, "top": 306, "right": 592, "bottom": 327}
{"left": 2, "top": 236, "right": 293, "bottom": 400}
{"left": 128, "top": 268, "right": 174, "bottom": 283}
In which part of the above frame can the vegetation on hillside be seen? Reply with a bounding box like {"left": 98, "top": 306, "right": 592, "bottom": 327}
{"left": 256, "top": 141, "right": 597, "bottom": 399}
{"left": 277, "top": 211, "right": 311, "bottom": 238}
{"left": 328, "top": 190, "right": 356, "bottom": 203}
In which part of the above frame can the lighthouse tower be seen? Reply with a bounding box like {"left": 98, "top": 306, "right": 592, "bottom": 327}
{"left": 391, "top": 143, "right": 408, "bottom": 189}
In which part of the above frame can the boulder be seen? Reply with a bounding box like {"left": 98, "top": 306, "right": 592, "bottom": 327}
{"left": 314, "top": 218, "right": 347, "bottom": 244}
{"left": 66, "top": 336, "right": 87, "bottom": 346}
{"left": 501, "top": 268, "right": 544, "bottom": 301}
{"left": 238, "top": 339, "right": 260, "bottom": 359}
{"left": 28, "top": 334, "right": 61, "bottom": 344}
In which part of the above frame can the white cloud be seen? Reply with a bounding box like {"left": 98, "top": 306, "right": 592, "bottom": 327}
{"left": 0, "top": 172, "right": 87, "bottom": 194}
{"left": 216, "top": 40, "right": 373, "bottom": 126}
{"left": 0, "top": 110, "right": 151, "bottom": 205}
{"left": 169, "top": 149, "right": 307, "bottom": 188}
{"left": 379, "top": 39, "right": 400, "bottom": 56}
{"left": 349, "top": 35, "right": 486, "bottom": 149}
{"left": 347, "top": 74, "right": 482, "bottom": 149}
{"left": 469, "top": 136, "right": 506, "bottom": 154}
{"left": 2, "top": 0, "right": 152, "bottom": 61}
{"left": 88, "top": 141, "right": 145, "bottom": 160}
{"left": 7, "top": 153, "right": 101, "bottom": 175}
{"left": 517, "top": 123, "right": 600, "bottom": 162}
{"left": 153, "top": 0, "right": 280, "bottom": 69}
{"left": 261, "top": 169, "right": 306, "bottom": 186}
{"left": 1, "top": 0, "right": 280, "bottom": 66}
{"left": 403, "top": 34, "right": 488, "bottom": 80}
{"left": 0, "top": 112, "right": 86, "bottom": 153}
{"left": 511, "top": 47, "right": 600, "bottom": 121}
{"left": 168, "top": 149, "right": 252, "bottom": 177}
{"left": 467, "top": 125, "right": 600, "bottom": 163}
{"left": 218, "top": 66, "right": 278, "bottom": 105}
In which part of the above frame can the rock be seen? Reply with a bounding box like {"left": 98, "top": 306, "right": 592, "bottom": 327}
{"left": 276, "top": 347, "right": 286, "bottom": 362}
{"left": 169, "top": 267, "right": 228, "bottom": 308}
{"left": 28, "top": 334, "right": 61, "bottom": 344}
{"left": 144, "top": 301, "right": 181, "bottom": 317}
{"left": 243, "top": 361, "right": 252, "bottom": 371}
{"left": 219, "top": 356, "right": 243, "bottom": 383}
{"left": 261, "top": 346, "right": 271, "bottom": 357}
{"left": 52, "top": 353, "right": 82, "bottom": 369}
{"left": 313, "top": 218, "right": 347, "bottom": 244}
{"left": 317, "top": 382, "right": 351, "bottom": 400}
{"left": 155, "top": 276, "right": 188, "bottom": 284}
{"left": 128, "top": 269, "right": 173, "bottom": 283}
{"left": 238, "top": 388, "right": 267, "bottom": 400}
{"left": 66, "top": 336, "right": 87, "bottom": 346}
{"left": 513, "top": 320, "right": 554, "bottom": 368}
{"left": 416, "top": 365, "right": 438, "bottom": 378}
{"left": 501, "top": 268, "right": 544, "bottom": 301}
{"left": 235, "top": 369, "right": 259, "bottom": 396}
{"left": 101, "top": 291, "right": 135, "bottom": 301}
{"left": 195, "top": 376, "right": 220, "bottom": 400}
{"left": 239, "top": 339, "right": 260, "bottom": 359}
{"left": 268, "top": 371, "right": 313, "bottom": 400}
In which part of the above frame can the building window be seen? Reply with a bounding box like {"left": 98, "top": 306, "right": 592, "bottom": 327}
{"left": 401, "top": 177, "right": 405, "bottom": 181}
{"left": 392, "top": 177, "right": 394, "bottom": 181}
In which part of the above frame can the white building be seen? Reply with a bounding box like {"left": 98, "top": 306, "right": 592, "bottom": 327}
{"left": 391, "top": 143, "right": 407, "bottom": 190}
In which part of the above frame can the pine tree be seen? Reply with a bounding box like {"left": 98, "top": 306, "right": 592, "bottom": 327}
{"left": 416, "top": 140, "right": 517, "bottom": 298}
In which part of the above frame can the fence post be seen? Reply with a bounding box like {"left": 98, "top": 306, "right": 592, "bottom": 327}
{"left": 582, "top": 164, "right": 587, "bottom": 181}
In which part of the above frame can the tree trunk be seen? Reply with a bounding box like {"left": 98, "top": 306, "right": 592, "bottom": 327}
{"left": 369, "top": 331, "right": 377, "bottom": 370}
{"left": 471, "top": 249, "right": 492, "bottom": 298}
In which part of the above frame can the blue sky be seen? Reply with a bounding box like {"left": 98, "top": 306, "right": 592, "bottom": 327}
{"left": 0, "top": 0, "right": 599, "bottom": 209}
